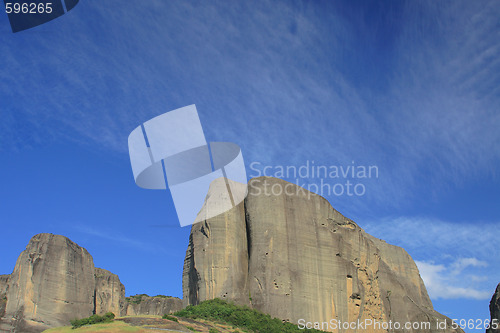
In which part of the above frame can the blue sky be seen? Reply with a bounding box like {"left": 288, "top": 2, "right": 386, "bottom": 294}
{"left": 0, "top": 0, "right": 499, "bottom": 330}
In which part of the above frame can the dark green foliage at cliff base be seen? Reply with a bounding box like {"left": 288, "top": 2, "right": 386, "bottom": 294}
{"left": 70, "top": 312, "right": 115, "bottom": 329}
{"left": 162, "top": 314, "right": 179, "bottom": 322}
{"left": 125, "top": 294, "right": 148, "bottom": 304}
{"left": 174, "top": 298, "right": 326, "bottom": 333}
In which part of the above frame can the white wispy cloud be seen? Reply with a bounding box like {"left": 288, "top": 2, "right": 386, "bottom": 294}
{"left": 1, "top": 0, "right": 498, "bottom": 215}
{"left": 74, "top": 225, "right": 168, "bottom": 255}
{"left": 450, "top": 258, "right": 488, "bottom": 276}
{"left": 364, "top": 217, "right": 499, "bottom": 259}
{"left": 416, "top": 259, "right": 491, "bottom": 300}
{"left": 364, "top": 216, "right": 499, "bottom": 300}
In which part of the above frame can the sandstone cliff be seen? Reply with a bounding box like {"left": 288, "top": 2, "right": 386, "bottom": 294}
{"left": 94, "top": 268, "right": 126, "bottom": 317}
{"left": 183, "top": 177, "right": 461, "bottom": 333}
{"left": 487, "top": 283, "right": 500, "bottom": 333}
{"left": 0, "top": 234, "right": 181, "bottom": 332}
{"left": 1, "top": 234, "right": 96, "bottom": 332}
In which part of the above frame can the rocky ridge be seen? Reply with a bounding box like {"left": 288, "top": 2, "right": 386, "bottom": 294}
{"left": 124, "top": 294, "right": 182, "bottom": 316}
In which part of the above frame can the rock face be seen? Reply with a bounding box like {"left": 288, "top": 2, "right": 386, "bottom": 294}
{"left": 0, "top": 276, "right": 8, "bottom": 295}
{"left": 487, "top": 283, "right": 500, "bottom": 333}
{"left": 124, "top": 295, "right": 183, "bottom": 316}
{"left": 183, "top": 188, "right": 249, "bottom": 307}
{"left": 0, "top": 275, "right": 9, "bottom": 321}
{"left": 183, "top": 177, "right": 462, "bottom": 333}
{"left": 0, "top": 234, "right": 182, "bottom": 332}
{"left": 94, "top": 268, "right": 126, "bottom": 317}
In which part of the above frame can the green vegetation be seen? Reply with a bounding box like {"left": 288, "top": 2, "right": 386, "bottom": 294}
{"left": 161, "top": 314, "right": 178, "bottom": 322}
{"left": 125, "top": 294, "right": 173, "bottom": 304}
{"left": 174, "top": 298, "right": 326, "bottom": 333}
{"left": 124, "top": 294, "right": 148, "bottom": 304}
{"left": 186, "top": 326, "right": 198, "bottom": 332}
{"left": 70, "top": 312, "right": 115, "bottom": 329}
{"left": 209, "top": 328, "right": 220, "bottom": 333}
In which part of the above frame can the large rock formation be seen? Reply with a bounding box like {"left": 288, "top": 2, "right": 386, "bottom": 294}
{"left": 487, "top": 283, "right": 500, "bottom": 333}
{"left": 124, "top": 295, "right": 183, "bottom": 316}
{"left": 183, "top": 177, "right": 462, "bottom": 333}
{"left": 1, "top": 234, "right": 96, "bottom": 332}
{"left": 0, "top": 234, "right": 181, "bottom": 332}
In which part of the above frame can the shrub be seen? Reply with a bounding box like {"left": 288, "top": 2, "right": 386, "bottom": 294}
{"left": 162, "top": 314, "right": 179, "bottom": 322}
{"left": 70, "top": 312, "right": 115, "bottom": 329}
{"left": 209, "top": 328, "right": 220, "bottom": 333}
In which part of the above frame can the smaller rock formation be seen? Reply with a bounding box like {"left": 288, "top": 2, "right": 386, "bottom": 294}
{"left": 95, "top": 268, "right": 126, "bottom": 317}
{"left": 0, "top": 275, "right": 9, "bottom": 319}
{"left": 124, "top": 295, "right": 183, "bottom": 316}
{"left": 0, "top": 275, "right": 8, "bottom": 295}
{"left": 488, "top": 283, "right": 500, "bottom": 333}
